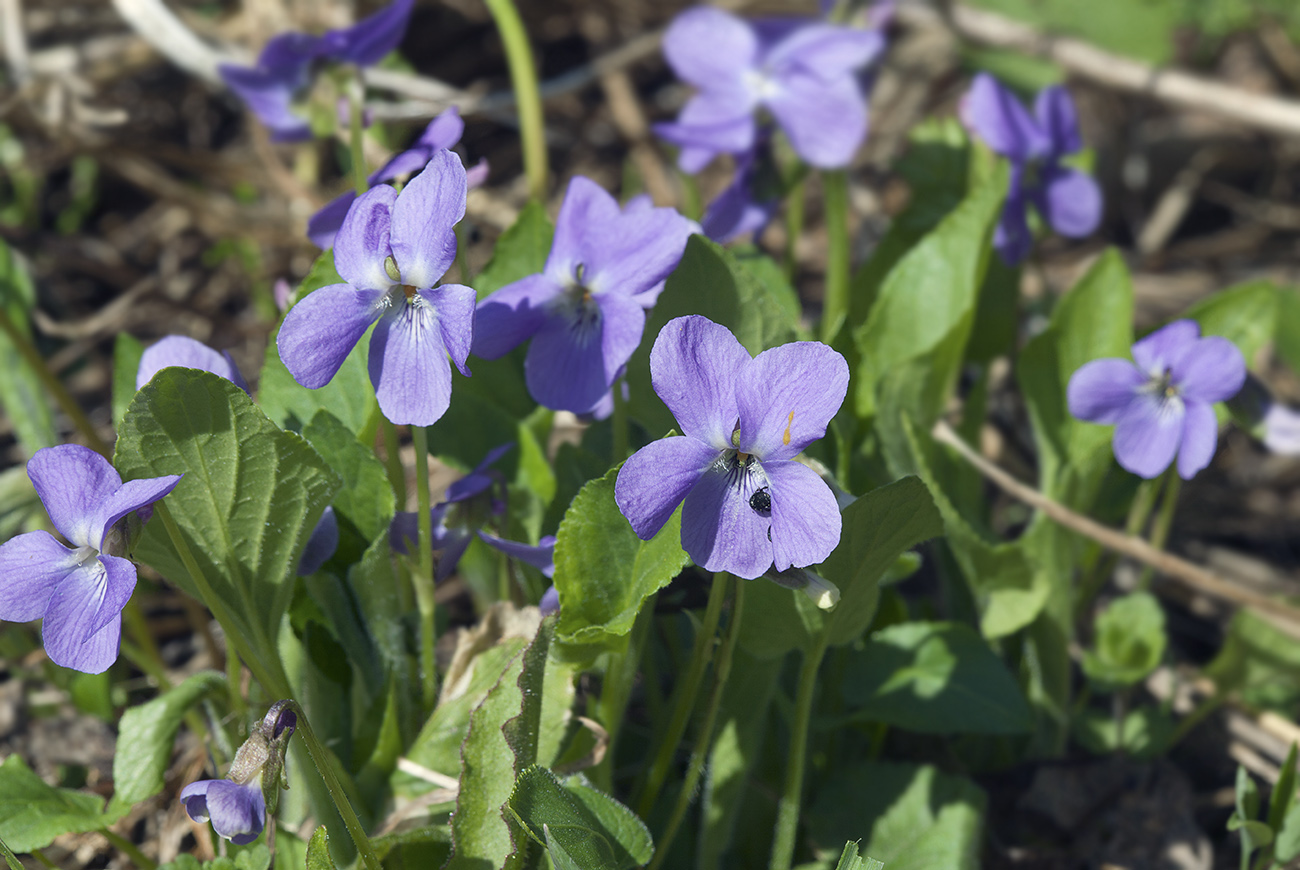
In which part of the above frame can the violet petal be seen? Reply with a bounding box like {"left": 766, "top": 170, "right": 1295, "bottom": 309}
{"left": 333, "top": 185, "right": 398, "bottom": 292}
{"left": 736, "top": 340, "right": 849, "bottom": 461}
{"left": 323, "top": 0, "right": 413, "bottom": 66}
{"left": 204, "top": 779, "right": 266, "bottom": 846}
{"left": 1176, "top": 398, "right": 1219, "bottom": 480}
{"left": 1112, "top": 393, "right": 1183, "bottom": 479}
{"left": 680, "top": 462, "right": 774, "bottom": 579}
{"left": 1034, "top": 85, "right": 1082, "bottom": 155}
{"left": 137, "top": 336, "right": 249, "bottom": 393}
{"left": 0, "top": 531, "right": 78, "bottom": 623}
{"left": 41, "top": 557, "right": 130, "bottom": 674}
{"left": 428, "top": 282, "right": 477, "bottom": 377}
{"left": 649, "top": 315, "right": 751, "bottom": 449}
{"left": 764, "top": 459, "right": 842, "bottom": 572}
{"left": 1172, "top": 336, "right": 1247, "bottom": 404}
{"left": 297, "top": 506, "right": 339, "bottom": 576}
{"left": 524, "top": 310, "right": 612, "bottom": 414}
{"left": 1037, "top": 164, "right": 1102, "bottom": 239}
{"left": 661, "top": 7, "right": 757, "bottom": 89}
{"left": 389, "top": 150, "right": 466, "bottom": 290}
{"left": 615, "top": 436, "right": 718, "bottom": 541}
{"left": 368, "top": 297, "right": 454, "bottom": 426}
{"left": 27, "top": 445, "right": 122, "bottom": 550}
{"left": 962, "top": 73, "right": 1049, "bottom": 162}
{"left": 472, "top": 274, "right": 564, "bottom": 360}
{"left": 277, "top": 283, "right": 384, "bottom": 389}
{"left": 1067, "top": 359, "right": 1145, "bottom": 424}
{"left": 1131, "top": 320, "right": 1200, "bottom": 377}
{"left": 91, "top": 474, "right": 183, "bottom": 553}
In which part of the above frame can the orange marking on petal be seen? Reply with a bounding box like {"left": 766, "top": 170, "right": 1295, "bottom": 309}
{"left": 783, "top": 412, "right": 794, "bottom": 446}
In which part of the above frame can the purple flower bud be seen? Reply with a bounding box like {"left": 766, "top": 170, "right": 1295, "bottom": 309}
{"left": 296, "top": 506, "right": 338, "bottom": 575}
{"left": 0, "top": 446, "right": 181, "bottom": 673}
{"left": 136, "top": 336, "right": 250, "bottom": 394}
{"left": 1067, "top": 320, "right": 1246, "bottom": 479}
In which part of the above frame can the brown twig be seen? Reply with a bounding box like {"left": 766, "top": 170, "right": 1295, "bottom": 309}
{"left": 930, "top": 420, "right": 1300, "bottom": 638}
{"left": 895, "top": 0, "right": 1300, "bottom": 139}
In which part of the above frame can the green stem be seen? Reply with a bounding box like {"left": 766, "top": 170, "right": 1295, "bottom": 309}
{"left": 347, "top": 77, "right": 368, "bottom": 196}
{"left": 0, "top": 306, "right": 109, "bottom": 456}
{"left": 381, "top": 417, "right": 407, "bottom": 508}
{"left": 120, "top": 601, "right": 170, "bottom": 689}
{"left": 153, "top": 502, "right": 292, "bottom": 699}
{"left": 820, "top": 170, "right": 851, "bottom": 344}
{"left": 783, "top": 177, "right": 805, "bottom": 283}
{"left": 412, "top": 425, "right": 437, "bottom": 712}
{"left": 29, "top": 849, "right": 57, "bottom": 870}
{"left": 648, "top": 576, "right": 744, "bottom": 870}
{"left": 288, "top": 703, "right": 383, "bottom": 870}
{"left": 769, "top": 632, "right": 831, "bottom": 870}
{"left": 1137, "top": 471, "right": 1181, "bottom": 590}
{"left": 611, "top": 378, "right": 629, "bottom": 463}
{"left": 358, "top": 398, "right": 382, "bottom": 452}
{"left": 483, "top": 0, "right": 548, "bottom": 201}
{"left": 100, "top": 829, "right": 156, "bottom": 870}
{"left": 635, "top": 574, "right": 729, "bottom": 818}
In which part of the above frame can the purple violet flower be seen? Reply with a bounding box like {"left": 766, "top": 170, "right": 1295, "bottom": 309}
{"left": 136, "top": 335, "right": 250, "bottom": 394}
{"left": 308, "top": 106, "right": 490, "bottom": 249}
{"left": 0, "top": 446, "right": 181, "bottom": 673}
{"left": 277, "top": 150, "right": 476, "bottom": 427}
{"left": 615, "top": 315, "right": 848, "bottom": 579}
{"left": 1067, "top": 320, "right": 1246, "bottom": 479}
{"left": 390, "top": 444, "right": 512, "bottom": 581}
{"left": 181, "top": 702, "right": 297, "bottom": 845}
{"left": 218, "top": 0, "right": 414, "bottom": 142}
{"left": 960, "top": 72, "right": 1102, "bottom": 265}
{"left": 472, "top": 177, "right": 697, "bottom": 414}
{"left": 654, "top": 7, "right": 883, "bottom": 172}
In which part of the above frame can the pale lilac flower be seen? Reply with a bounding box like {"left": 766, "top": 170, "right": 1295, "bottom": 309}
{"left": 961, "top": 72, "right": 1102, "bottom": 264}
{"left": 615, "top": 316, "right": 848, "bottom": 579}
{"left": 218, "top": 0, "right": 413, "bottom": 142}
{"left": 181, "top": 702, "right": 297, "bottom": 845}
{"left": 390, "top": 444, "right": 512, "bottom": 581}
{"left": 0, "top": 446, "right": 181, "bottom": 673}
{"left": 472, "top": 177, "right": 697, "bottom": 414}
{"left": 1264, "top": 404, "right": 1300, "bottom": 455}
{"left": 1068, "top": 320, "right": 1246, "bottom": 479}
{"left": 136, "top": 336, "right": 249, "bottom": 394}
{"left": 654, "top": 7, "right": 883, "bottom": 171}
{"left": 308, "top": 107, "right": 490, "bottom": 249}
{"left": 278, "top": 150, "right": 476, "bottom": 426}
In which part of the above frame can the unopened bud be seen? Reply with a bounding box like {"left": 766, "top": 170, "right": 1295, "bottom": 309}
{"left": 763, "top": 565, "right": 840, "bottom": 610}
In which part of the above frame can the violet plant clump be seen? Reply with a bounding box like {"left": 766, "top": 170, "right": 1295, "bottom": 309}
{"left": 218, "top": 0, "right": 413, "bottom": 142}
{"left": 961, "top": 72, "right": 1103, "bottom": 264}
{"left": 472, "top": 176, "right": 696, "bottom": 414}
{"left": 1068, "top": 319, "right": 1246, "bottom": 479}
{"left": 0, "top": 446, "right": 181, "bottom": 673}
{"left": 615, "top": 315, "right": 848, "bottom": 579}
{"left": 278, "top": 149, "right": 476, "bottom": 426}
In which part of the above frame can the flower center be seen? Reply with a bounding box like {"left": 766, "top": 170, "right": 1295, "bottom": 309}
{"left": 1142, "top": 367, "right": 1180, "bottom": 401}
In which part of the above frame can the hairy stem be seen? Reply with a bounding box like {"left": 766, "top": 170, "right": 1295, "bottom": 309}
{"left": 820, "top": 170, "right": 851, "bottom": 344}
{"left": 411, "top": 425, "right": 438, "bottom": 712}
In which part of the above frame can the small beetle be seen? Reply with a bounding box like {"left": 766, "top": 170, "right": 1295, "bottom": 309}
{"left": 749, "top": 486, "right": 771, "bottom": 514}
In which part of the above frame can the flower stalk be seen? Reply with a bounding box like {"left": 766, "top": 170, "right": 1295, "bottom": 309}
{"left": 820, "top": 170, "right": 850, "bottom": 344}
{"left": 412, "top": 424, "right": 438, "bottom": 711}
{"left": 769, "top": 630, "right": 831, "bottom": 870}
{"left": 483, "top": 0, "right": 548, "bottom": 201}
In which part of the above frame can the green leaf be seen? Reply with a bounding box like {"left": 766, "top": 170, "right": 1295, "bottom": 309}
{"left": 234, "top": 844, "right": 271, "bottom": 870}
{"left": 108, "top": 671, "right": 226, "bottom": 816}
{"left": 258, "top": 325, "right": 374, "bottom": 435}
{"left": 553, "top": 467, "right": 687, "bottom": 647}
{"left": 0, "top": 755, "right": 107, "bottom": 853}
{"left": 1080, "top": 592, "right": 1167, "bottom": 691}
{"left": 853, "top": 162, "right": 1005, "bottom": 424}
{"left": 305, "top": 825, "right": 338, "bottom": 870}
{"left": 808, "top": 762, "right": 984, "bottom": 870}
{"left": 1268, "top": 743, "right": 1298, "bottom": 836}
{"left": 0, "top": 834, "right": 25, "bottom": 870}
{"left": 473, "top": 201, "right": 555, "bottom": 300}
{"left": 1186, "top": 280, "right": 1279, "bottom": 366}
{"left": 115, "top": 368, "right": 340, "bottom": 651}
{"left": 0, "top": 239, "right": 56, "bottom": 454}
{"left": 546, "top": 829, "right": 585, "bottom": 870}
{"left": 1275, "top": 288, "right": 1300, "bottom": 375}
{"left": 113, "top": 333, "right": 146, "bottom": 432}
{"left": 1276, "top": 799, "right": 1300, "bottom": 862}
{"left": 626, "top": 235, "right": 800, "bottom": 438}
{"left": 445, "top": 640, "right": 534, "bottom": 868}
{"left": 1208, "top": 609, "right": 1300, "bottom": 712}
{"left": 739, "top": 477, "right": 943, "bottom": 659}
{"left": 839, "top": 621, "right": 1032, "bottom": 734}
{"left": 1072, "top": 705, "right": 1173, "bottom": 759}
{"left": 832, "top": 841, "right": 885, "bottom": 870}
{"left": 506, "top": 766, "right": 653, "bottom": 870}
{"left": 965, "top": 0, "right": 1178, "bottom": 64}
{"left": 1018, "top": 249, "right": 1134, "bottom": 499}
{"left": 302, "top": 409, "right": 394, "bottom": 542}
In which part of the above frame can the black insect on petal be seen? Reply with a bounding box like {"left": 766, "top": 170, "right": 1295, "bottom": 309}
{"left": 749, "top": 486, "right": 771, "bottom": 514}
